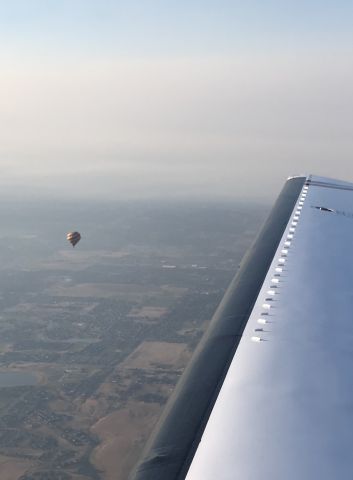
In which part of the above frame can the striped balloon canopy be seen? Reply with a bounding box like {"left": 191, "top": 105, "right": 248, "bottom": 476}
{"left": 66, "top": 231, "right": 81, "bottom": 247}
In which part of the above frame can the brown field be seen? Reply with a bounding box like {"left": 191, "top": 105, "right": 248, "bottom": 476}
{"left": 46, "top": 283, "right": 187, "bottom": 300}
{"left": 121, "top": 341, "right": 191, "bottom": 370}
{"left": 38, "top": 249, "right": 131, "bottom": 270}
{"left": 0, "top": 454, "right": 33, "bottom": 480}
{"left": 58, "top": 249, "right": 128, "bottom": 259}
{"left": 127, "top": 306, "right": 168, "bottom": 320}
{"left": 90, "top": 341, "right": 192, "bottom": 479}
{"left": 91, "top": 401, "right": 161, "bottom": 480}
{"left": 0, "top": 344, "right": 13, "bottom": 354}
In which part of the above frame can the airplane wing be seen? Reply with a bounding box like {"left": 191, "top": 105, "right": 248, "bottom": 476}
{"left": 131, "top": 174, "right": 353, "bottom": 480}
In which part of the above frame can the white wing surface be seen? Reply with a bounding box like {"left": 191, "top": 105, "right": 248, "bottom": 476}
{"left": 133, "top": 175, "right": 353, "bottom": 480}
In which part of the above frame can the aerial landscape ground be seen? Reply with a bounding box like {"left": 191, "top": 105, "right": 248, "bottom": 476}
{"left": 0, "top": 196, "right": 268, "bottom": 479}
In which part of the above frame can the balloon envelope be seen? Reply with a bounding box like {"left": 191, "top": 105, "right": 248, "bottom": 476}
{"left": 66, "top": 231, "right": 81, "bottom": 247}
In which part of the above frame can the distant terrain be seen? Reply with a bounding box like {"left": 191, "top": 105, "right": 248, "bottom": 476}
{"left": 0, "top": 196, "right": 268, "bottom": 479}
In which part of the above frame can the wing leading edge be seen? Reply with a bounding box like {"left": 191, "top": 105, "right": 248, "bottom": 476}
{"left": 131, "top": 175, "right": 306, "bottom": 480}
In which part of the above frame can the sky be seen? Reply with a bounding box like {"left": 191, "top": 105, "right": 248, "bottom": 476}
{"left": 1, "top": 1, "right": 353, "bottom": 201}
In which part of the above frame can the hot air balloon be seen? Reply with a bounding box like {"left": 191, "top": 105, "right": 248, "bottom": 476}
{"left": 67, "top": 231, "right": 81, "bottom": 247}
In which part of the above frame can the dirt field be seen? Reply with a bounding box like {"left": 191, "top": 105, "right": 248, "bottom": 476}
{"left": 121, "top": 341, "right": 191, "bottom": 370}
{"left": 91, "top": 401, "right": 161, "bottom": 480}
{"left": 46, "top": 283, "right": 186, "bottom": 300}
{"left": 90, "top": 341, "right": 192, "bottom": 479}
{"left": 0, "top": 455, "right": 33, "bottom": 480}
{"left": 127, "top": 306, "right": 168, "bottom": 320}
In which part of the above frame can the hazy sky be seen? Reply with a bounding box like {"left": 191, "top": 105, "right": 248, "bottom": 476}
{"left": 1, "top": 1, "right": 353, "bottom": 200}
